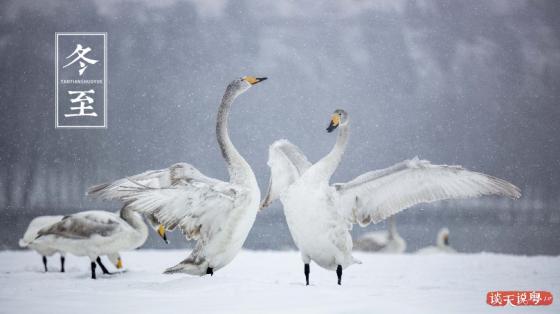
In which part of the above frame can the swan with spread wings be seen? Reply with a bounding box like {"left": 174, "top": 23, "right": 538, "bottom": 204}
{"left": 88, "top": 76, "right": 267, "bottom": 276}
{"left": 261, "top": 109, "right": 521, "bottom": 286}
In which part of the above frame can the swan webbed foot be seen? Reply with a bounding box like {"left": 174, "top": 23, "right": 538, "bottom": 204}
{"left": 304, "top": 263, "right": 310, "bottom": 286}
{"left": 96, "top": 257, "right": 112, "bottom": 275}
{"left": 91, "top": 261, "right": 97, "bottom": 279}
{"left": 42, "top": 256, "right": 48, "bottom": 272}
{"left": 206, "top": 267, "right": 214, "bottom": 276}
{"left": 60, "top": 256, "right": 65, "bottom": 273}
{"left": 336, "top": 265, "right": 342, "bottom": 286}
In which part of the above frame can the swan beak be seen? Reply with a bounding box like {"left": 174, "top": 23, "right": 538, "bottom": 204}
{"left": 243, "top": 76, "right": 267, "bottom": 85}
{"left": 116, "top": 257, "right": 123, "bottom": 269}
{"left": 158, "top": 225, "right": 169, "bottom": 244}
{"left": 326, "top": 114, "right": 340, "bottom": 133}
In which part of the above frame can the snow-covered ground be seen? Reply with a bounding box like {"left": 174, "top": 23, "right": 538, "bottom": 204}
{"left": 0, "top": 249, "right": 558, "bottom": 314}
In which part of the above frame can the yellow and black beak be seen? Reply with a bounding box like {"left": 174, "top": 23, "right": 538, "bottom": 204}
{"left": 158, "top": 225, "right": 169, "bottom": 244}
{"left": 326, "top": 114, "right": 340, "bottom": 133}
{"left": 116, "top": 257, "right": 123, "bottom": 269}
{"left": 243, "top": 76, "right": 267, "bottom": 85}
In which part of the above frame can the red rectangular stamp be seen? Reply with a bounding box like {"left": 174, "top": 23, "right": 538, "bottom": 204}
{"left": 487, "top": 291, "right": 553, "bottom": 306}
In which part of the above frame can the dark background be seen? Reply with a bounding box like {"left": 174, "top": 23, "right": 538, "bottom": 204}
{"left": 1, "top": 0, "right": 559, "bottom": 254}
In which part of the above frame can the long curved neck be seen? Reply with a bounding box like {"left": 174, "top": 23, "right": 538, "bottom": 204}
{"left": 216, "top": 88, "right": 254, "bottom": 186}
{"left": 313, "top": 123, "right": 350, "bottom": 183}
{"left": 120, "top": 206, "right": 147, "bottom": 235}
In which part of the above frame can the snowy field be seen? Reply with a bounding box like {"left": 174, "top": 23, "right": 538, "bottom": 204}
{"left": 0, "top": 250, "right": 558, "bottom": 314}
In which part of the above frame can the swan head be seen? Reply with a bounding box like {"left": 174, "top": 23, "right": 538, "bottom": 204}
{"left": 326, "top": 109, "right": 349, "bottom": 133}
{"left": 157, "top": 224, "right": 169, "bottom": 244}
{"left": 437, "top": 227, "right": 450, "bottom": 247}
{"left": 228, "top": 76, "right": 267, "bottom": 96}
{"left": 145, "top": 213, "right": 169, "bottom": 244}
{"left": 107, "top": 254, "right": 123, "bottom": 269}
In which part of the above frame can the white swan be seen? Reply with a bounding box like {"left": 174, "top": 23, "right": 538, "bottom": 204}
{"left": 416, "top": 227, "right": 456, "bottom": 254}
{"left": 29, "top": 207, "right": 167, "bottom": 279}
{"left": 20, "top": 215, "right": 129, "bottom": 273}
{"left": 353, "top": 216, "right": 406, "bottom": 253}
{"left": 87, "top": 76, "right": 267, "bottom": 276}
{"left": 261, "top": 109, "right": 521, "bottom": 285}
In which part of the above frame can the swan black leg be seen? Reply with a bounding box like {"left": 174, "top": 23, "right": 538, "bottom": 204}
{"left": 304, "top": 263, "right": 310, "bottom": 286}
{"left": 206, "top": 267, "right": 214, "bottom": 276}
{"left": 96, "top": 257, "right": 111, "bottom": 274}
{"left": 336, "top": 265, "right": 342, "bottom": 285}
{"left": 42, "top": 256, "right": 48, "bottom": 272}
{"left": 60, "top": 256, "right": 65, "bottom": 273}
{"left": 91, "top": 261, "right": 97, "bottom": 279}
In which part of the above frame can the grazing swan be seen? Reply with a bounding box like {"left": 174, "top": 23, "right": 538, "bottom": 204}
{"left": 30, "top": 207, "right": 168, "bottom": 279}
{"left": 261, "top": 109, "right": 521, "bottom": 285}
{"left": 353, "top": 216, "right": 406, "bottom": 253}
{"left": 20, "top": 215, "right": 129, "bottom": 273}
{"left": 87, "top": 76, "right": 267, "bottom": 276}
{"left": 416, "top": 227, "right": 456, "bottom": 254}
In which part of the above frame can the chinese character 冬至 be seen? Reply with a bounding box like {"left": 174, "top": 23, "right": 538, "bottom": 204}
{"left": 63, "top": 44, "right": 98, "bottom": 76}
{"left": 65, "top": 90, "right": 97, "bottom": 117}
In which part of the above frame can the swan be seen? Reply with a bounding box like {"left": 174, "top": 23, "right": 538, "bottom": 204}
{"left": 20, "top": 215, "right": 129, "bottom": 273}
{"left": 29, "top": 207, "right": 168, "bottom": 279}
{"left": 353, "top": 216, "right": 406, "bottom": 253}
{"left": 416, "top": 227, "right": 456, "bottom": 254}
{"left": 261, "top": 109, "right": 521, "bottom": 285}
{"left": 87, "top": 76, "right": 267, "bottom": 276}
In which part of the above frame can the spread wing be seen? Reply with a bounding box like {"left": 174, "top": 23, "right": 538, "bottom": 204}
{"left": 260, "top": 139, "right": 311, "bottom": 209}
{"left": 335, "top": 157, "right": 521, "bottom": 226}
{"left": 120, "top": 181, "right": 245, "bottom": 240}
{"left": 88, "top": 163, "right": 246, "bottom": 240}
{"left": 87, "top": 162, "right": 222, "bottom": 200}
{"left": 37, "top": 211, "right": 123, "bottom": 239}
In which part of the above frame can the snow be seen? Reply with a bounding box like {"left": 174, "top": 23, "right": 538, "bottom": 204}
{"left": 0, "top": 249, "right": 558, "bottom": 314}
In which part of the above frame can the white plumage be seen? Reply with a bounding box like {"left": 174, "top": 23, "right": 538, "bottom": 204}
{"left": 261, "top": 109, "right": 520, "bottom": 285}
{"left": 20, "top": 215, "right": 127, "bottom": 273}
{"left": 335, "top": 157, "right": 520, "bottom": 226}
{"left": 87, "top": 76, "right": 267, "bottom": 276}
{"left": 29, "top": 208, "right": 149, "bottom": 279}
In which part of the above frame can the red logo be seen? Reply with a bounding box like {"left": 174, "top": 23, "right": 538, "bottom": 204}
{"left": 487, "top": 291, "right": 553, "bottom": 307}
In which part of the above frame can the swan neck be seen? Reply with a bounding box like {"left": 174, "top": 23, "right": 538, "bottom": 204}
{"left": 120, "top": 206, "right": 147, "bottom": 235}
{"left": 216, "top": 88, "right": 254, "bottom": 186}
{"left": 317, "top": 123, "right": 350, "bottom": 181}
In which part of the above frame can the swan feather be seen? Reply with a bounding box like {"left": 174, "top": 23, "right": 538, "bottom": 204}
{"left": 335, "top": 158, "right": 521, "bottom": 225}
